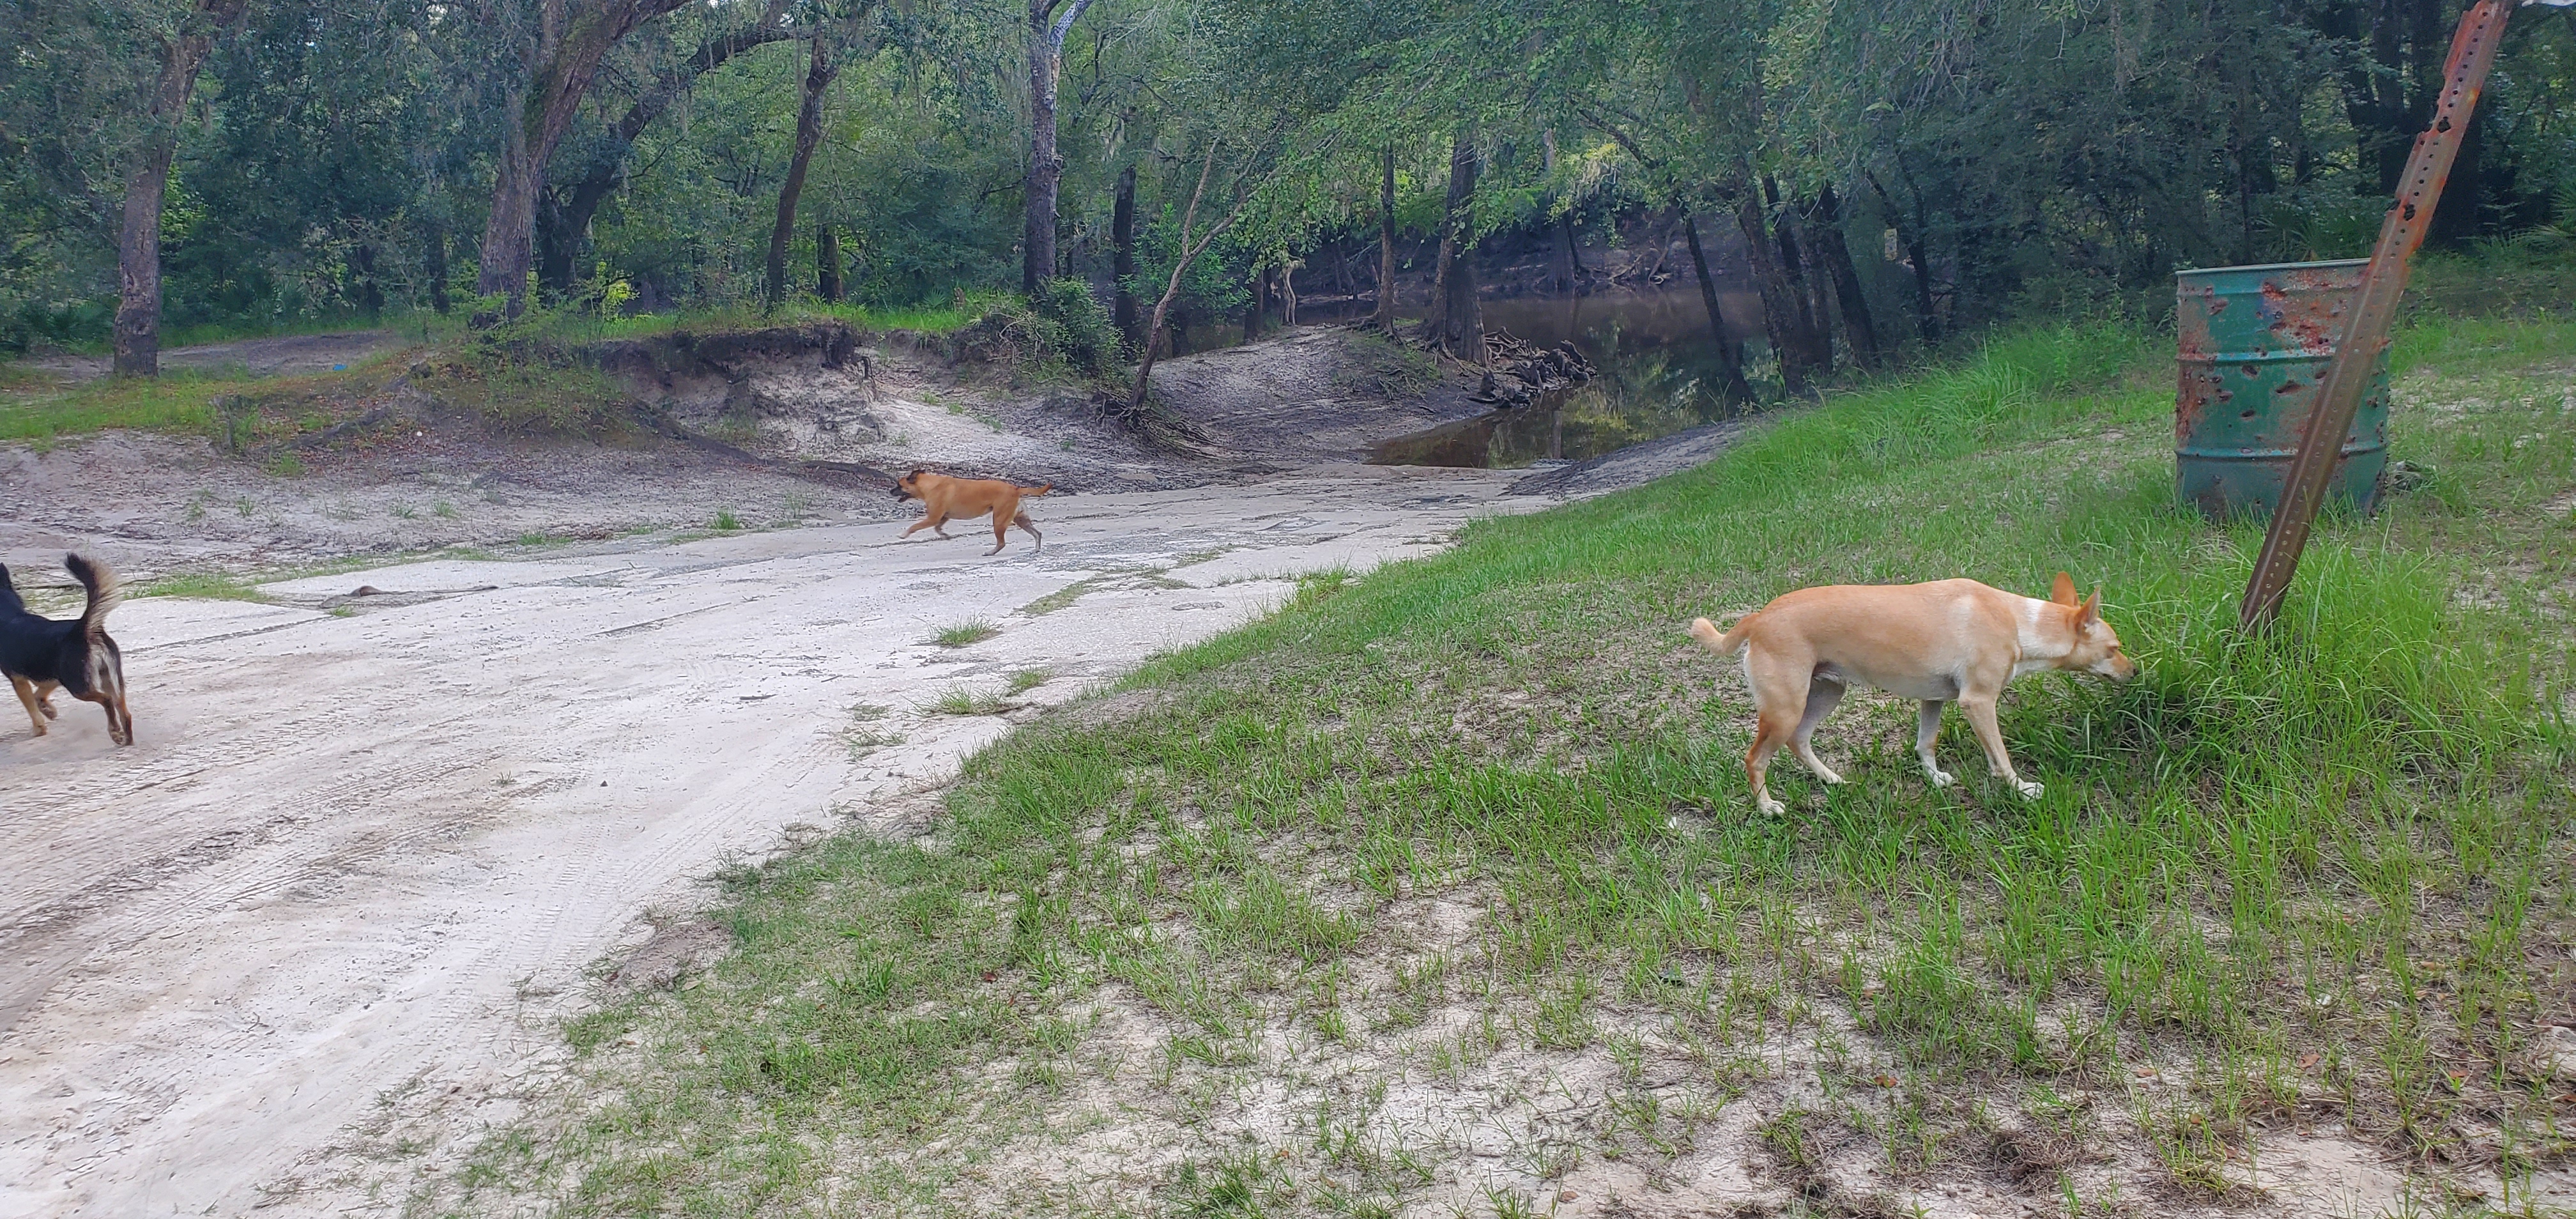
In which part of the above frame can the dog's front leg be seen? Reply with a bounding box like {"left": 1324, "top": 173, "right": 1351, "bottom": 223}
{"left": 1958, "top": 694, "right": 2042, "bottom": 800}
{"left": 1914, "top": 701, "right": 1956, "bottom": 788}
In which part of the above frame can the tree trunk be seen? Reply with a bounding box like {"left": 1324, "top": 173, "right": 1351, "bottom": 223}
{"left": 540, "top": 3, "right": 801, "bottom": 293}
{"left": 351, "top": 242, "right": 383, "bottom": 319}
{"left": 1554, "top": 212, "right": 1581, "bottom": 294}
{"left": 817, "top": 224, "right": 843, "bottom": 302}
{"left": 767, "top": 33, "right": 836, "bottom": 309}
{"left": 1682, "top": 211, "right": 1755, "bottom": 406}
{"left": 1243, "top": 261, "right": 1267, "bottom": 342}
{"left": 538, "top": 191, "right": 579, "bottom": 295}
{"left": 1022, "top": 0, "right": 1097, "bottom": 294}
{"left": 1278, "top": 262, "right": 1296, "bottom": 326}
{"left": 112, "top": 0, "right": 254, "bottom": 377}
{"left": 1373, "top": 144, "right": 1398, "bottom": 333}
{"left": 1731, "top": 186, "right": 1807, "bottom": 397}
{"left": 1767, "top": 180, "right": 1829, "bottom": 381}
{"left": 1424, "top": 137, "right": 1481, "bottom": 362}
{"left": 1801, "top": 218, "right": 1835, "bottom": 375}
{"left": 1128, "top": 138, "right": 1254, "bottom": 416}
{"left": 1865, "top": 171, "right": 1937, "bottom": 346}
{"left": 426, "top": 224, "right": 450, "bottom": 314}
{"left": 1813, "top": 185, "right": 1877, "bottom": 369}
{"left": 474, "top": 0, "right": 696, "bottom": 320}
{"left": 2231, "top": 67, "right": 2258, "bottom": 266}
{"left": 479, "top": 125, "right": 541, "bottom": 321}
{"left": 1112, "top": 164, "right": 1138, "bottom": 348}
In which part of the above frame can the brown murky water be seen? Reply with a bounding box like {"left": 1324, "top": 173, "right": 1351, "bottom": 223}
{"left": 1367, "top": 288, "right": 1755, "bottom": 470}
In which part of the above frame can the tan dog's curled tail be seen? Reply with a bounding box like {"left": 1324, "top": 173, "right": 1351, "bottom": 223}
{"left": 1020, "top": 482, "right": 1053, "bottom": 497}
{"left": 1688, "top": 613, "right": 1757, "bottom": 657}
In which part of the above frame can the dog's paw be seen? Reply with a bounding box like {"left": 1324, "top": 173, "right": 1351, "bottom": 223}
{"left": 2014, "top": 779, "right": 2044, "bottom": 801}
{"left": 1756, "top": 797, "right": 1788, "bottom": 818}
{"left": 1924, "top": 768, "right": 1956, "bottom": 788}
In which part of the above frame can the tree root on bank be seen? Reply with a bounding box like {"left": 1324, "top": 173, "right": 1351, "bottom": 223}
{"left": 1095, "top": 392, "right": 1215, "bottom": 456}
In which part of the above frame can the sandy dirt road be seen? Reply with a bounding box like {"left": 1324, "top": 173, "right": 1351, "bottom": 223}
{"left": 0, "top": 464, "right": 1532, "bottom": 1217}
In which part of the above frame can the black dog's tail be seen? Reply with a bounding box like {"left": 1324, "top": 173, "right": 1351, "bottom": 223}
{"left": 64, "top": 553, "right": 122, "bottom": 641}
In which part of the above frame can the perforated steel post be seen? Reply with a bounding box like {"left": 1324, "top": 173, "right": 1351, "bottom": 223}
{"left": 2237, "top": 0, "right": 2540, "bottom": 632}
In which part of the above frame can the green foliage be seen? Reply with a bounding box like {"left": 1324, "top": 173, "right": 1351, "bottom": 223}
{"left": 956, "top": 282, "right": 1119, "bottom": 377}
{"left": 1029, "top": 277, "right": 1121, "bottom": 373}
{"left": 15, "top": 0, "right": 2573, "bottom": 356}
{"left": 424, "top": 342, "right": 631, "bottom": 437}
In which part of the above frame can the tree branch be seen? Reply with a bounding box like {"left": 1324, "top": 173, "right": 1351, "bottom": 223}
{"left": 1046, "top": 0, "right": 1094, "bottom": 50}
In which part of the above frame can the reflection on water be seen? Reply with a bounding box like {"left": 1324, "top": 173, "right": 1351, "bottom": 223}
{"left": 1483, "top": 287, "right": 1764, "bottom": 348}
{"left": 1370, "top": 289, "right": 1753, "bottom": 470}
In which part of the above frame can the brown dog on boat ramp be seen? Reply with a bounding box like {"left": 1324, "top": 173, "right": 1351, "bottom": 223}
{"left": 1689, "top": 573, "right": 2138, "bottom": 816}
{"left": 893, "top": 470, "right": 1051, "bottom": 555}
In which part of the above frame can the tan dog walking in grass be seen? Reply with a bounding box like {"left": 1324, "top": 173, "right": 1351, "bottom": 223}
{"left": 1690, "top": 573, "right": 2138, "bottom": 816}
{"left": 893, "top": 470, "right": 1052, "bottom": 555}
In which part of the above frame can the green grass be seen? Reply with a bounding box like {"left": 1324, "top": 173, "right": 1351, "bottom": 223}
{"left": 840, "top": 703, "right": 903, "bottom": 758}
{"left": 1006, "top": 667, "right": 1054, "bottom": 695}
{"left": 134, "top": 572, "right": 274, "bottom": 602}
{"left": 0, "top": 357, "right": 408, "bottom": 447}
{"left": 927, "top": 685, "right": 1012, "bottom": 717}
{"left": 500, "top": 296, "right": 993, "bottom": 346}
{"left": 712, "top": 510, "right": 742, "bottom": 531}
{"left": 433, "top": 314, "right": 2576, "bottom": 1215}
{"left": 1017, "top": 578, "right": 1098, "bottom": 616}
{"left": 930, "top": 619, "right": 1002, "bottom": 648}
{"left": 162, "top": 309, "right": 457, "bottom": 351}
{"left": 1, "top": 368, "right": 255, "bottom": 443}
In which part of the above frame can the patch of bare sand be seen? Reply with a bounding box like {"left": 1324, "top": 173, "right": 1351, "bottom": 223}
{"left": 0, "top": 464, "right": 1532, "bottom": 1219}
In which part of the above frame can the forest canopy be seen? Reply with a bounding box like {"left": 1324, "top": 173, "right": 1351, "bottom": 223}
{"left": 4, "top": 0, "right": 2574, "bottom": 364}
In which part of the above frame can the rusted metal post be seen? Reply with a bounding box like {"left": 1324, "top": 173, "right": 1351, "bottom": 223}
{"left": 2237, "top": 0, "right": 2517, "bottom": 632}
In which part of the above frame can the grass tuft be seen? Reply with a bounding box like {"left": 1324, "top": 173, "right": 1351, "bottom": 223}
{"left": 1005, "top": 667, "right": 1053, "bottom": 695}
{"left": 927, "top": 685, "right": 1011, "bottom": 717}
{"left": 931, "top": 619, "right": 1001, "bottom": 648}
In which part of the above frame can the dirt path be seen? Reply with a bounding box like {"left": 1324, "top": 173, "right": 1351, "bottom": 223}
{"left": 0, "top": 465, "right": 1533, "bottom": 1218}
{"left": 18, "top": 331, "right": 408, "bottom": 383}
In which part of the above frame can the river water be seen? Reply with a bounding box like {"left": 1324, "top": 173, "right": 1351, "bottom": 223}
{"left": 1366, "top": 287, "right": 1763, "bottom": 470}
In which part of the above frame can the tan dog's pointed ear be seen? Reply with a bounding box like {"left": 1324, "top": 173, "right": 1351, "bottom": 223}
{"left": 2078, "top": 589, "right": 2101, "bottom": 624}
{"left": 2051, "top": 572, "right": 2078, "bottom": 606}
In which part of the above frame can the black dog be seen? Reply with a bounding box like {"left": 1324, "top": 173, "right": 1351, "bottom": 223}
{"left": 1, "top": 553, "right": 134, "bottom": 746}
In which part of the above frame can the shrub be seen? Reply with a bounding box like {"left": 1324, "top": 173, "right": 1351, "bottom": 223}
{"left": 953, "top": 279, "right": 1119, "bottom": 377}
{"left": 1030, "top": 277, "right": 1119, "bottom": 374}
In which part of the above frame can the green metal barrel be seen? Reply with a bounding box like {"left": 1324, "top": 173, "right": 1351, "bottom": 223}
{"left": 2175, "top": 259, "right": 2391, "bottom": 521}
